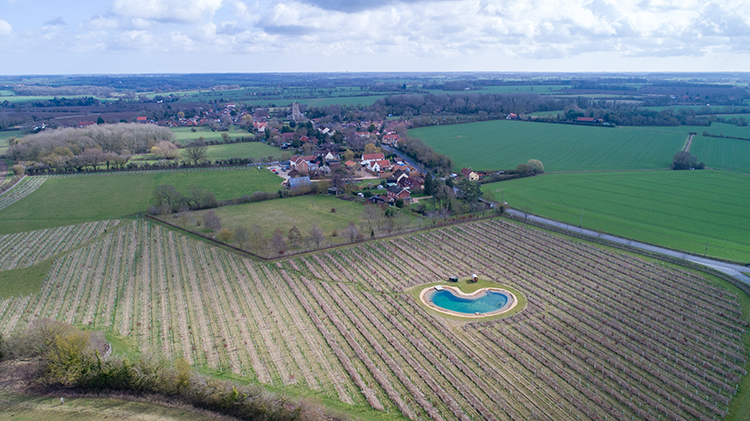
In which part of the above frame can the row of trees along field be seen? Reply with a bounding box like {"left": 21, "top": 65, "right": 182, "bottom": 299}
{"left": 7, "top": 123, "right": 174, "bottom": 167}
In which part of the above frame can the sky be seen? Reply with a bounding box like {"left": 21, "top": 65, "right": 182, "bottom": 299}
{"left": 1, "top": 0, "right": 749, "bottom": 75}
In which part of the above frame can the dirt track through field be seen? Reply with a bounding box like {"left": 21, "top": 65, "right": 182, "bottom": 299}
{"left": 683, "top": 133, "right": 694, "bottom": 152}
{"left": 0, "top": 160, "right": 7, "bottom": 185}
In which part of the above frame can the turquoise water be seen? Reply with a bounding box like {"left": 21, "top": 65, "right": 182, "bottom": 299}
{"left": 427, "top": 289, "right": 509, "bottom": 314}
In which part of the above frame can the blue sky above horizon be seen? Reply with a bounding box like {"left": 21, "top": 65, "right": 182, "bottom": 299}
{"left": 1, "top": 0, "right": 749, "bottom": 75}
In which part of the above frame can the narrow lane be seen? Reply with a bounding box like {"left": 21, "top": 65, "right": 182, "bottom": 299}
{"left": 505, "top": 208, "right": 750, "bottom": 285}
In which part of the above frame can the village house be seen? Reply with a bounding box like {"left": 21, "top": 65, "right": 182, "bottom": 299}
{"left": 399, "top": 176, "right": 423, "bottom": 191}
{"left": 289, "top": 155, "right": 318, "bottom": 173}
{"left": 461, "top": 168, "right": 480, "bottom": 181}
{"left": 360, "top": 153, "right": 385, "bottom": 166}
{"left": 369, "top": 159, "right": 392, "bottom": 173}
{"left": 387, "top": 186, "right": 411, "bottom": 202}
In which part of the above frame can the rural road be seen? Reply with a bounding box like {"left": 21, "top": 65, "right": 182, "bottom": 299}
{"left": 506, "top": 209, "right": 750, "bottom": 286}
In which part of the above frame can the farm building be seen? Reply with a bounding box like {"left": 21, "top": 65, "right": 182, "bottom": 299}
{"left": 287, "top": 176, "right": 311, "bottom": 189}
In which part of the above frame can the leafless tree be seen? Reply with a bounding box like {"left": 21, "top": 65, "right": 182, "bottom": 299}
{"left": 270, "top": 229, "right": 287, "bottom": 254}
{"left": 203, "top": 210, "right": 221, "bottom": 231}
{"left": 233, "top": 227, "right": 249, "bottom": 249}
{"left": 362, "top": 205, "right": 379, "bottom": 230}
{"left": 308, "top": 224, "right": 325, "bottom": 248}
{"left": 249, "top": 224, "right": 266, "bottom": 252}
{"left": 342, "top": 222, "right": 359, "bottom": 243}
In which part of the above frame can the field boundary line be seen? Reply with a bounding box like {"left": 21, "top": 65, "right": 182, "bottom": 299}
{"left": 143, "top": 211, "right": 503, "bottom": 262}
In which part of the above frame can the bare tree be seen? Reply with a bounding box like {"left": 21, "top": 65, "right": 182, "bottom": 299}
{"left": 362, "top": 205, "right": 379, "bottom": 230}
{"left": 308, "top": 224, "right": 325, "bottom": 248}
{"left": 287, "top": 226, "right": 302, "bottom": 247}
{"left": 203, "top": 210, "right": 221, "bottom": 231}
{"left": 249, "top": 224, "right": 266, "bottom": 252}
{"left": 342, "top": 222, "right": 359, "bottom": 243}
{"left": 177, "top": 208, "right": 191, "bottom": 227}
{"left": 234, "top": 227, "right": 249, "bottom": 249}
{"left": 270, "top": 229, "right": 287, "bottom": 254}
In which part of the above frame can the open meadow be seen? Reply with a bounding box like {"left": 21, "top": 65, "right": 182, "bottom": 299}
{"left": 0, "top": 217, "right": 746, "bottom": 421}
{"left": 483, "top": 170, "right": 750, "bottom": 263}
{"left": 168, "top": 127, "right": 252, "bottom": 145}
{"left": 187, "top": 194, "right": 418, "bottom": 249}
{"left": 409, "top": 120, "right": 687, "bottom": 172}
{"left": 0, "top": 169, "right": 284, "bottom": 235}
{"left": 132, "top": 141, "right": 283, "bottom": 164}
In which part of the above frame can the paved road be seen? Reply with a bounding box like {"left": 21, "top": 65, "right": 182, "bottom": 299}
{"left": 506, "top": 209, "right": 750, "bottom": 286}
{"left": 382, "top": 145, "right": 431, "bottom": 176}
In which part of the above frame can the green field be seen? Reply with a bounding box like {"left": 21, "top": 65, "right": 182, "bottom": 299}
{"left": 483, "top": 170, "right": 750, "bottom": 262}
{"left": 169, "top": 127, "right": 252, "bottom": 145}
{"left": 410, "top": 120, "right": 687, "bottom": 172}
{"left": 0, "top": 169, "right": 284, "bottom": 234}
{"left": 190, "top": 194, "right": 416, "bottom": 247}
{"left": 0, "top": 130, "right": 21, "bottom": 155}
{"left": 132, "top": 141, "right": 282, "bottom": 163}
{"left": 690, "top": 136, "right": 750, "bottom": 173}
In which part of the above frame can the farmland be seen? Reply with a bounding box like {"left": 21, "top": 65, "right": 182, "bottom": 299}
{"left": 0, "top": 218, "right": 746, "bottom": 421}
{"left": 168, "top": 127, "right": 252, "bottom": 145}
{"left": 132, "top": 141, "right": 283, "bottom": 163}
{"left": 410, "top": 120, "right": 687, "bottom": 172}
{"left": 690, "top": 136, "right": 750, "bottom": 173}
{"left": 483, "top": 170, "right": 750, "bottom": 262}
{"left": 188, "top": 194, "right": 417, "bottom": 248}
{"left": 0, "top": 169, "right": 283, "bottom": 235}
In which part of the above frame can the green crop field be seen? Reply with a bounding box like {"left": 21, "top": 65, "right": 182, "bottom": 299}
{"left": 168, "top": 127, "right": 252, "bottom": 145}
{"left": 410, "top": 120, "right": 687, "bottom": 172}
{"left": 0, "top": 169, "right": 284, "bottom": 234}
{"left": 483, "top": 170, "right": 750, "bottom": 262}
{"left": 132, "top": 142, "right": 282, "bottom": 164}
{"left": 690, "top": 136, "right": 750, "bottom": 173}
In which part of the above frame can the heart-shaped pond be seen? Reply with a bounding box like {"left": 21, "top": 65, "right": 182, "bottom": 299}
{"left": 420, "top": 286, "right": 518, "bottom": 318}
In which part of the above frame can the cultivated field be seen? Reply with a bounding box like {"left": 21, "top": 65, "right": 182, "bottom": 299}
{"left": 409, "top": 120, "right": 687, "bottom": 172}
{"left": 0, "top": 218, "right": 746, "bottom": 421}
{"left": 0, "top": 169, "right": 283, "bottom": 235}
{"left": 483, "top": 171, "right": 750, "bottom": 262}
{"left": 690, "top": 137, "right": 750, "bottom": 173}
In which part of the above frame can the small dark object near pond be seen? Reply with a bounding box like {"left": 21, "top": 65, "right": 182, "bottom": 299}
{"left": 449, "top": 276, "right": 458, "bottom": 282}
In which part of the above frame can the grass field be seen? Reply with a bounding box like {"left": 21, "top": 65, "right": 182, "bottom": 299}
{"left": 0, "top": 169, "right": 284, "bottom": 235}
{"left": 410, "top": 120, "right": 687, "bottom": 172}
{"left": 168, "top": 127, "right": 252, "bottom": 145}
{"left": 0, "top": 130, "right": 21, "bottom": 155}
{"left": 132, "top": 142, "right": 282, "bottom": 163}
{"left": 189, "top": 194, "right": 415, "bottom": 247}
{"left": 483, "top": 170, "right": 750, "bottom": 262}
{"left": 690, "top": 136, "right": 750, "bottom": 173}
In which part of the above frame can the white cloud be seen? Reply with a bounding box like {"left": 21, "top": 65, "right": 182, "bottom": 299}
{"left": 112, "top": 0, "right": 224, "bottom": 24}
{"left": 0, "top": 19, "right": 12, "bottom": 35}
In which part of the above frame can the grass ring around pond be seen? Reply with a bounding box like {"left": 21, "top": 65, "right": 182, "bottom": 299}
{"left": 419, "top": 285, "right": 519, "bottom": 318}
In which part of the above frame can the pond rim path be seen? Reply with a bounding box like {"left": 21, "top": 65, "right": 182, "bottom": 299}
{"left": 505, "top": 208, "right": 750, "bottom": 287}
